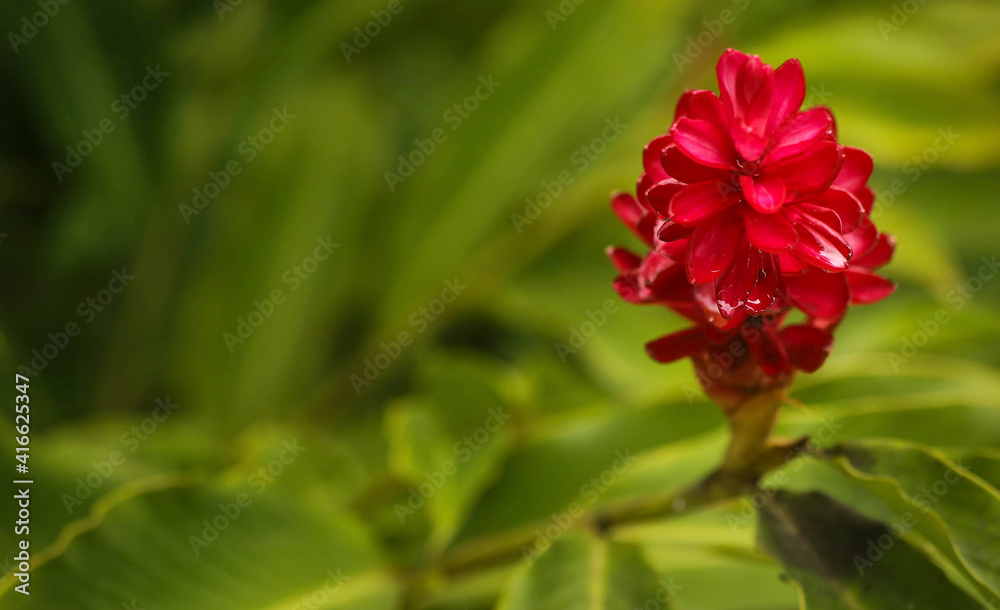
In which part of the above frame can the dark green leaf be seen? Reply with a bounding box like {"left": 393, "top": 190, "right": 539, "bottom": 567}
{"left": 757, "top": 490, "right": 984, "bottom": 609}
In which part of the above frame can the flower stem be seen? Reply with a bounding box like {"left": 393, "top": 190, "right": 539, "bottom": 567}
{"left": 719, "top": 386, "right": 786, "bottom": 476}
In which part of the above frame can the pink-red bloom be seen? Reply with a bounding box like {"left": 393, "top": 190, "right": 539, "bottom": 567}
{"left": 640, "top": 49, "right": 894, "bottom": 320}
{"left": 607, "top": 189, "right": 835, "bottom": 408}
{"left": 608, "top": 49, "right": 895, "bottom": 406}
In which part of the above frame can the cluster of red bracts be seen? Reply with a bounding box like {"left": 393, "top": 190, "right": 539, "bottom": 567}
{"left": 608, "top": 49, "right": 895, "bottom": 406}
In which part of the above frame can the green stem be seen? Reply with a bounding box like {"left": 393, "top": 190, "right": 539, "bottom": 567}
{"left": 720, "top": 387, "right": 786, "bottom": 475}
{"left": 437, "top": 468, "right": 753, "bottom": 578}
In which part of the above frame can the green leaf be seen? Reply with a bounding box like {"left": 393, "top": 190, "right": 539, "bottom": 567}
{"left": 955, "top": 450, "right": 1000, "bottom": 491}
{"left": 452, "top": 401, "right": 722, "bottom": 545}
{"left": 385, "top": 355, "right": 518, "bottom": 551}
{"left": 0, "top": 484, "right": 397, "bottom": 609}
{"left": 828, "top": 438, "right": 1000, "bottom": 600}
{"left": 386, "top": 400, "right": 512, "bottom": 553}
{"left": 617, "top": 506, "right": 799, "bottom": 610}
{"left": 495, "top": 532, "right": 671, "bottom": 610}
{"left": 757, "top": 490, "right": 984, "bottom": 609}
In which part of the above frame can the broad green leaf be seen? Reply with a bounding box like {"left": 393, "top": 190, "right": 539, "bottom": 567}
{"left": 617, "top": 506, "right": 799, "bottom": 610}
{"left": 828, "top": 438, "right": 1000, "bottom": 599}
{"left": 757, "top": 490, "right": 984, "bottom": 609}
{"left": 385, "top": 354, "right": 518, "bottom": 551}
{"left": 386, "top": 400, "right": 512, "bottom": 553}
{"left": 496, "top": 532, "right": 669, "bottom": 610}
{"left": 956, "top": 450, "right": 1000, "bottom": 491}
{"left": 0, "top": 484, "right": 397, "bottom": 609}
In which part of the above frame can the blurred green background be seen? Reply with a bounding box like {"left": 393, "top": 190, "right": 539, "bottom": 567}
{"left": 1, "top": 0, "right": 999, "bottom": 608}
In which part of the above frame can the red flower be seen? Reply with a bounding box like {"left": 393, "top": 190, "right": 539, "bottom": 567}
{"left": 639, "top": 49, "right": 891, "bottom": 320}
{"left": 607, "top": 191, "right": 836, "bottom": 405}
{"left": 606, "top": 49, "right": 896, "bottom": 406}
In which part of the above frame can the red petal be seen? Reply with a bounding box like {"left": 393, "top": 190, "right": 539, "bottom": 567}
{"left": 693, "top": 283, "right": 734, "bottom": 330}
{"left": 662, "top": 145, "right": 729, "bottom": 184}
{"left": 669, "top": 180, "right": 738, "bottom": 224}
{"left": 744, "top": 322, "right": 790, "bottom": 376}
{"left": 611, "top": 192, "right": 646, "bottom": 238}
{"left": 792, "top": 224, "right": 851, "bottom": 271}
{"left": 717, "top": 242, "right": 767, "bottom": 318}
{"left": 715, "top": 50, "right": 773, "bottom": 161}
{"left": 833, "top": 147, "right": 874, "bottom": 192}
{"left": 846, "top": 270, "right": 895, "bottom": 304}
{"left": 785, "top": 268, "right": 850, "bottom": 318}
{"left": 671, "top": 118, "right": 736, "bottom": 169}
{"left": 670, "top": 302, "right": 707, "bottom": 326}
{"left": 769, "top": 141, "right": 842, "bottom": 202}
{"left": 686, "top": 210, "right": 743, "bottom": 283}
{"left": 646, "top": 328, "right": 705, "bottom": 363}
{"left": 765, "top": 107, "right": 834, "bottom": 164}
{"left": 685, "top": 90, "right": 729, "bottom": 132}
{"left": 656, "top": 220, "right": 693, "bottom": 243}
{"left": 778, "top": 252, "right": 809, "bottom": 274}
{"left": 674, "top": 90, "right": 696, "bottom": 119}
{"left": 654, "top": 236, "right": 689, "bottom": 261}
{"left": 646, "top": 180, "right": 685, "bottom": 217}
{"left": 780, "top": 325, "right": 833, "bottom": 373}
{"left": 642, "top": 134, "right": 672, "bottom": 182}
{"left": 852, "top": 233, "right": 896, "bottom": 269}
{"left": 744, "top": 209, "right": 797, "bottom": 253}
{"left": 612, "top": 275, "right": 642, "bottom": 303}
{"left": 716, "top": 49, "right": 752, "bottom": 113}
{"left": 845, "top": 220, "right": 878, "bottom": 260}
{"left": 813, "top": 188, "right": 864, "bottom": 232}
{"left": 733, "top": 56, "right": 774, "bottom": 132}
{"left": 739, "top": 174, "right": 787, "bottom": 214}
{"left": 856, "top": 186, "right": 875, "bottom": 215}
{"left": 767, "top": 58, "right": 806, "bottom": 132}
{"left": 795, "top": 203, "right": 844, "bottom": 234}
{"left": 644, "top": 258, "right": 692, "bottom": 303}
{"left": 746, "top": 252, "right": 779, "bottom": 315}
{"left": 606, "top": 246, "right": 642, "bottom": 273}
{"left": 731, "top": 123, "right": 771, "bottom": 162}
